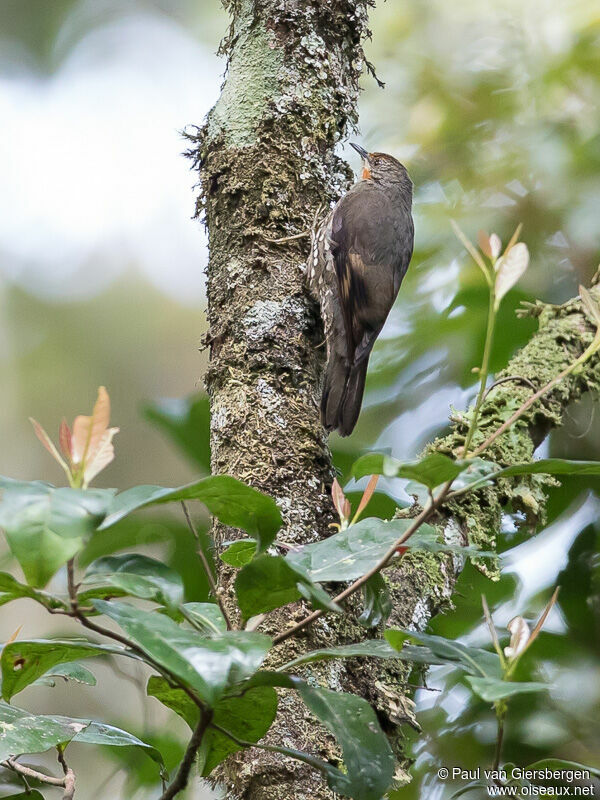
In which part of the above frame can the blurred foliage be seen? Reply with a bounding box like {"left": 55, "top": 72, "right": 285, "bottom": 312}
{"left": 143, "top": 394, "right": 211, "bottom": 474}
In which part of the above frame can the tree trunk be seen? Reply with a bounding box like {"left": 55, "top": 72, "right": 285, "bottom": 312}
{"left": 191, "top": 0, "right": 373, "bottom": 547}
{"left": 189, "top": 2, "right": 375, "bottom": 797}
{"left": 188, "top": 1, "right": 600, "bottom": 797}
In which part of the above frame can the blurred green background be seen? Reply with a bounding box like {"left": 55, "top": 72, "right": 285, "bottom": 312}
{"left": 0, "top": 0, "right": 598, "bottom": 798}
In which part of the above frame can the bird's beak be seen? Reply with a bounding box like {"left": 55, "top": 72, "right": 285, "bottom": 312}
{"left": 350, "top": 142, "right": 369, "bottom": 161}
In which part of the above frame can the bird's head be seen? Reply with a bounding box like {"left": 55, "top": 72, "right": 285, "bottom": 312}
{"left": 350, "top": 143, "right": 412, "bottom": 191}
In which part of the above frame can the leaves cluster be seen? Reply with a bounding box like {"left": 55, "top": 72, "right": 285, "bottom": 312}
{"left": 2, "top": 272, "right": 600, "bottom": 800}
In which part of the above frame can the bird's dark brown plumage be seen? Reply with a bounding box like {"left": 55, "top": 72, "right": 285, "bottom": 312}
{"left": 309, "top": 146, "right": 414, "bottom": 436}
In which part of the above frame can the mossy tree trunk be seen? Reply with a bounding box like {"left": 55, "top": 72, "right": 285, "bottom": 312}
{"left": 188, "top": 1, "right": 600, "bottom": 797}
{"left": 189, "top": 2, "right": 375, "bottom": 797}
{"left": 191, "top": 0, "right": 372, "bottom": 549}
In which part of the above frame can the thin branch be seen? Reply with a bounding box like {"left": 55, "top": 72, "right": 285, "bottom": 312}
{"left": 2, "top": 757, "right": 66, "bottom": 787}
{"left": 158, "top": 711, "right": 212, "bottom": 800}
{"left": 262, "top": 230, "right": 310, "bottom": 244}
{"left": 63, "top": 769, "right": 76, "bottom": 800}
{"left": 472, "top": 342, "right": 597, "bottom": 457}
{"left": 181, "top": 501, "right": 234, "bottom": 630}
{"left": 57, "top": 748, "right": 75, "bottom": 800}
{"left": 481, "top": 594, "right": 506, "bottom": 669}
{"left": 461, "top": 284, "right": 496, "bottom": 456}
{"left": 480, "top": 375, "right": 537, "bottom": 404}
{"left": 66, "top": 559, "right": 79, "bottom": 614}
{"left": 57, "top": 747, "right": 68, "bottom": 774}
{"left": 273, "top": 482, "right": 453, "bottom": 645}
{"left": 209, "top": 722, "right": 336, "bottom": 775}
{"left": 364, "top": 58, "right": 385, "bottom": 88}
{"left": 493, "top": 711, "right": 505, "bottom": 771}
{"left": 65, "top": 558, "right": 205, "bottom": 711}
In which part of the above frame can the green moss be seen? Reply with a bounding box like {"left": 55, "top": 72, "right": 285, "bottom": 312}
{"left": 427, "top": 290, "right": 600, "bottom": 575}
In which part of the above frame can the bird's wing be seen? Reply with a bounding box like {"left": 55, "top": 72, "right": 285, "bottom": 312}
{"left": 329, "top": 185, "right": 410, "bottom": 365}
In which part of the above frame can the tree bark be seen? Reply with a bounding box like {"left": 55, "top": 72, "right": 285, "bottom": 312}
{"left": 188, "top": 1, "right": 600, "bottom": 797}
{"left": 190, "top": 0, "right": 373, "bottom": 547}
{"left": 189, "top": 2, "right": 375, "bottom": 797}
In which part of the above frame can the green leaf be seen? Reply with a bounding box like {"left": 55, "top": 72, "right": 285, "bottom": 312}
{"left": 385, "top": 629, "right": 502, "bottom": 678}
{"left": 465, "top": 675, "right": 548, "bottom": 702}
{"left": 93, "top": 600, "right": 271, "bottom": 706}
{"left": 449, "top": 459, "right": 498, "bottom": 491}
{"left": 0, "top": 793, "right": 45, "bottom": 799}
{"left": 1, "top": 639, "right": 120, "bottom": 701}
{"left": 179, "top": 603, "right": 227, "bottom": 635}
{"left": 201, "top": 686, "right": 278, "bottom": 775}
{"left": 524, "top": 759, "right": 600, "bottom": 779}
{"left": 78, "top": 515, "right": 213, "bottom": 608}
{"left": 147, "top": 676, "right": 277, "bottom": 776}
{"left": 278, "top": 639, "right": 401, "bottom": 671}
{"left": 81, "top": 554, "right": 184, "bottom": 607}
{"left": 296, "top": 682, "right": 395, "bottom": 800}
{"left": 234, "top": 555, "right": 341, "bottom": 619}
{"left": 0, "top": 702, "right": 87, "bottom": 760}
{"left": 457, "top": 459, "right": 600, "bottom": 494}
{"left": 382, "top": 643, "right": 449, "bottom": 666}
{"left": 66, "top": 719, "right": 165, "bottom": 771}
{"left": 220, "top": 539, "right": 257, "bottom": 567}
{"left": 0, "top": 708, "right": 166, "bottom": 776}
{"left": 286, "top": 518, "right": 418, "bottom": 582}
{"left": 0, "top": 572, "right": 57, "bottom": 609}
{"left": 143, "top": 393, "right": 211, "bottom": 473}
{"left": 351, "top": 452, "right": 469, "bottom": 489}
{"left": 232, "top": 670, "right": 295, "bottom": 692}
{"left": 225, "top": 672, "right": 395, "bottom": 799}
{"left": 0, "top": 479, "right": 114, "bottom": 587}
{"left": 100, "top": 476, "right": 282, "bottom": 552}
{"left": 286, "top": 519, "right": 487, "bottom": 584}
{"left": 147, "top": 676, "right": 199, "bottom": 729}
{"left": 359, "top": 573, "right": 392, "bottom": 628}
{"left": 32, "top": 661, "right": 97, "bottom": 688}
{"left": 499, "top": 458, "right": 600, "bottom": 478}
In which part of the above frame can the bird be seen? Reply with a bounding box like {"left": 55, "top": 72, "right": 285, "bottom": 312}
{"left": 308, "top": 143, "right": 414, "bottom": 436}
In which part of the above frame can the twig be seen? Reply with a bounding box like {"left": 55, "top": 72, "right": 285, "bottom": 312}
{"left": 208, "top": 723, "right": 336, "bottom": 775}
{"left": 57, "top": 748, "right": 75, "bottom": 800}
{"left": 66, "top": 559, "right": 79, "bottom": 614}
{"left": 364, "top": 58, "right": 385, "bottom": 88}
{"left": 481, "top": 595, "right": 506, "bottom": 669}
{"left": 262, "top": 231, "right": 310, "bottom": 244}
{"left": 480, "top": 375, "right": 537, "bottom": 404}
{"left": 461, "top": 284, "right": 496, "bottom": 456}
{"left": 407, "top": 683, "right": 441, "bottom": 692}
{"left": 158, "top": 712, "right": 212, "bottom": 800}
{"left": 493, "top": 710, "right": 505, "bottom": 771}
{"left": 63, "top": 769, "right": 76, "bottom": 800}
{"left": 272, "top": 482, "right": 453, "bottom": 645}
{"left": 2, "top": 756, "right": 66, "bottom": 787}
{"left": 472, "top": 356, "right": 592, "bottom": 457}
{"left": 181, "top": 502, "right": 234, "bottom": 630}
{"left": 65, "top": 558, "right": 205, "bottom": 711}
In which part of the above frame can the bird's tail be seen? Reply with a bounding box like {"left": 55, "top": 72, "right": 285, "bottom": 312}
{"left": 321, "top": 355, "right": 369, "bottom": 437}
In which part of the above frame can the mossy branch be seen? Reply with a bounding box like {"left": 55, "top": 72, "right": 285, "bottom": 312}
{"left": 434, "top": 286, "right": 600, "bottom": 555}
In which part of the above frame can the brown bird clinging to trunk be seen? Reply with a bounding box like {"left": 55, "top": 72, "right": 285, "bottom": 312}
{"left": 309, "top": 143, "right": 414, "bottom": 436}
